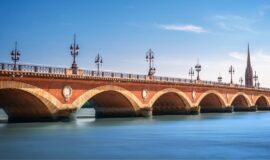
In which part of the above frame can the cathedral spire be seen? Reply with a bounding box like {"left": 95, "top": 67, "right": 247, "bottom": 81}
{"left": 245, "top": 43, "right": 253, "bottom": 87}
{"left": 247, "top": 43, "right": 251, "bottom": 68}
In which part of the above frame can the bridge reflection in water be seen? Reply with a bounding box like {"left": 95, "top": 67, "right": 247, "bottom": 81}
{"left": 0, "top": 63, "right": 270, "bottom": 122}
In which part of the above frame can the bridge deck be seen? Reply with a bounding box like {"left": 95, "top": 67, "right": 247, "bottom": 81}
{"left": 1, "top": 63, "right": 270, "bottom": 122}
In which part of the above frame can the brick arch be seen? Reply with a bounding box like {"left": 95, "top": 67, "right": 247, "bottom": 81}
{"left": 0, "top": 81, "right": 62, "bottom": 113}
{"left": 149, "top": 88, "right": 192, "bottom": 109}
{"left": 195, "top": 90, "right": 227, "bottom": 107}
{"left": 149, "top": 88, "right": 193, "bottom": 115}
{"left": 72, "top": 85, "right": 143, "bottom": 111}
{"left": 229, "top": 92, "right": 252, "bottom": 107}
{"left": 254, "top": 95, "right": 270, "bottom": 107}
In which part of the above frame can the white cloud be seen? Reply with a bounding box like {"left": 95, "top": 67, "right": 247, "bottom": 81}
{"left": 254, "top": 50, "right": 270, "bottom": 62}
{"left": 258, "top": 5, "right": 270, "bottom": 16}
{"left": 213, "top": 15, "right": 257, "bottom": 33}
{"left": 228, "top": 50, "right": 270, "bottom": 63}
{"left": 228, "top": 52, "right": 246, "bottom": 61}
{"left": 157, "top": 24, "right": 206, "bottom": 33}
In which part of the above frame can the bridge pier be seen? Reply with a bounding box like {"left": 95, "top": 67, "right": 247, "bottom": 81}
{"left": 233, "top": 106, "right": 257, "bottom": 112}
{"left": 52, "top": 109, "right": 78, "bottom": 122}
{"left": 200, "top": 106, "right": 233, "bottom": 113}
{"left": 223, "top": 106, "right": 233, "bottom": 113}
{"left": 8, "top": 116, "right": 56, "bottom": 123}
{"left": 95, "top": 108, "right": 137, "bottom": 118}
{"left": 5, "top": 110, "right": 73, "bottom": 123}
{"left": 257, "top": 106, "right": 270, "bottom": 111}
{"left": 189, "top": 106, "right": 200, "bottom": 114}
{"left": 140, "top": 106, "right": 202, "bottom": 116}
{"left": 5, "top": 111, "right": 74, "bottom": 123}
{"left": 140, "top": 107, "right": 152, "bottom": 117}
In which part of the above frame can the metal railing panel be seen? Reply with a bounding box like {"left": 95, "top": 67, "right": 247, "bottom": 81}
{"left": 1, "top": 63, "right": 270, "bottom": 91}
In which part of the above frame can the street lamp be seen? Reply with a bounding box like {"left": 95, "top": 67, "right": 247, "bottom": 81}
{"left": 146, "top": 49, "right": 156, "bottom": 76}
{"left": 253, "top": 71, "right": 258, "bottom": 87}
{"left": 229, "top": 65, "right": 234, "bottom": 84}
{"left": 218, "top": 73, "right": 222, "bottom": 83}
{"left": 95, "top": 53, "right": 103, "bottom": 76}
{"left": 257, "top": 81, "right": 260, "bottom": 88}
{"left": 195, "top": 59, "right": 201, "bottom": 80}
{"left": 70, "top": 34, "right": 79, "bottom": 74}
{"left": 189, "top": 67, "right": 194, "bottom": 81}
{"left": 11, "top": 41, "right": 20, "bottom": 70}
{"left": 239, "top": 77, "right": 243, "bottom": 86}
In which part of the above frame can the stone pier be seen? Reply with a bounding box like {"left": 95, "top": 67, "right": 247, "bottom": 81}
{"left": 233, "top": 106, "right": 257, "bottom": 112}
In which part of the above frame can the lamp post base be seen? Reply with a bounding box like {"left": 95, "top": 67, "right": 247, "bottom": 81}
{"left": 71, "top": 63, "right": 78, "bottom": 75}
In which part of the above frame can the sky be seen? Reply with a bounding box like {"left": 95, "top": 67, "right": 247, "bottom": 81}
{"left": 1, "top": 0, "right": 270, "bottom": 87}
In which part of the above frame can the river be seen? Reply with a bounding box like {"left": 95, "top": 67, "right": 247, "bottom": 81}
{"left": 0, "top": 112, "right": 270, "bottom": 159}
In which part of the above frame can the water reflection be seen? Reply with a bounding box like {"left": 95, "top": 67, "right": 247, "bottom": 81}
{"left": 0, "top": 112, "right": 270, "bottom": 159}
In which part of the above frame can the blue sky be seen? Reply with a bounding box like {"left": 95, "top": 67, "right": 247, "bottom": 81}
{"left": 1, "top": 0, "right": 270, "bottom": 86}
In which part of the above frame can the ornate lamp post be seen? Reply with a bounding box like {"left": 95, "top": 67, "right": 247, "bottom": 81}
{"left": 239, "top": 77, "right": 243, "bottom": 86}
{"left": 146, "top": 49, "right": 156, "bottom": 76}
{"left": 229, "top": 65, "right": 234, "bottom": 84}
{"left": 257, "top": 81, "right": 260, "bottom": 88}
{"left": 70, "top": 34, "right": 79, "bottom": 74}
{"left": 95, "top": 53, "right": 103, "bottom": 76}
{"left": 195, "top": 60, "right": 201, "bottom": 80}
{"left": 218, "top": 73, "right": 222, "bottom": 83}
{"left": 11, "top": 41, "right": 20, "bottom": 70}
{"left": 189, "top": 67, "right": 194, "bottom": 81}
{"left": 253, "top": 71, "right": 258, "bottom": 87}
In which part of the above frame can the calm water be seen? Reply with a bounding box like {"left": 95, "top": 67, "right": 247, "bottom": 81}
{"left": 0, "top": 112, "right": 270, "bottom": 160}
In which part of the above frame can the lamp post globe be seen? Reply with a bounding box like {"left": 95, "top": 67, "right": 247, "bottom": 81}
{"left": 229, "top": 65, "right": 235, "bottom": 84}
{"left": 195, "top": 60, "right": 201, "bottom": 80}
{"left": 239, "top": 77, "right": 243, "bottom": 86}
{"left": 253, "top": 71, "right": 258, "bottom": 87}
{"left": 10, "top": 41, "right": 20, "bottom": 71}
{"left": 95, "top": 53, "right": 103, "bottom": 76}
{"left": 70, "top": 34, "right": 79, "bottom": 74}
{"left": 146, "top": 49, "right": 156, "bottom": 76}
{"left": 218, "top": 74, "right": 222, "bottom": 83}
{"left": 189, "top": 67, "right": 194, "bottom": 81}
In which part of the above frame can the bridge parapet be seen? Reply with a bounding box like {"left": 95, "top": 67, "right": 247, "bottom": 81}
{"left": 0, "top": 63, "right": 66, "bottom": 74}
{"left": 0, "top": 62, "right": 269, "bottom": 92}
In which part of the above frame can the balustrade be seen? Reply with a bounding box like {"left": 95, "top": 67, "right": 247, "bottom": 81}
{"left": 0, "top": 62, "right": 270, "bottom": 91}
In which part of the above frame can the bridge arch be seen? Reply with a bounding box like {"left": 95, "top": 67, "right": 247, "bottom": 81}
{"left": 0, "top": 81, "right": 63, "bottom": 122}
{"left": 72, "top": 85, "right": 143, "bottom": 118}
{"left": 255, "top": 95, "right": 270, "bottom": 109}
{"left": 230, "top": 92, "right": 252, "bottom": 111}
{"left": 196, "top": 90, "right": 227, "bottom": 113}
{"left": 149, "top": 88, "right": 193, "bottom": 115}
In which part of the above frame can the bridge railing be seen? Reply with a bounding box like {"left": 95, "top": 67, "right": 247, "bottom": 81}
{"left": 82, "top": 69, "right": 147, "bottom": 80}
{"left": 1, "top": 63, "right": 15, "bottom": 71}
{"left": 201, "top": 80, "right": 231, "bottom": 87}
{"left": 0, "top": 63, "right": 66, "bottom": 75}
{"left": 153, "top": 76, "right": 195, "bottom": 83}
{"left": 1, "top": 62, "right": 270, "bottom": 91}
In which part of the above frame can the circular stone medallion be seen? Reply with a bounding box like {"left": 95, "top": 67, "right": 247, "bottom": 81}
{"left": 192, "top": 90, "right": 196, "bottom": 99}
{"left": 62, "top": 85, "right": 72, "bottom": 101}
{"left": 142, "top": 89, "right": 148, "bottom": 100}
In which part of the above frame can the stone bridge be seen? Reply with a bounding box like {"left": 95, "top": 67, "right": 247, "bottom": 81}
{"left": 0, "top": 63, "right": 270, "bottom": 122}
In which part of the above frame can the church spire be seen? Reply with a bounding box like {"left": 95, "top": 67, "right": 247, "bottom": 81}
{"left": 247, "top": 43, "right": 251, "bottom": 68}
{"left": 245, "top": 43, "right": 253, "bottom": 87}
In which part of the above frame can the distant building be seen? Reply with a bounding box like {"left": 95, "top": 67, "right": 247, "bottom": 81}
{"left": 245, "top": 44, "right": 253, "bottom": 87}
